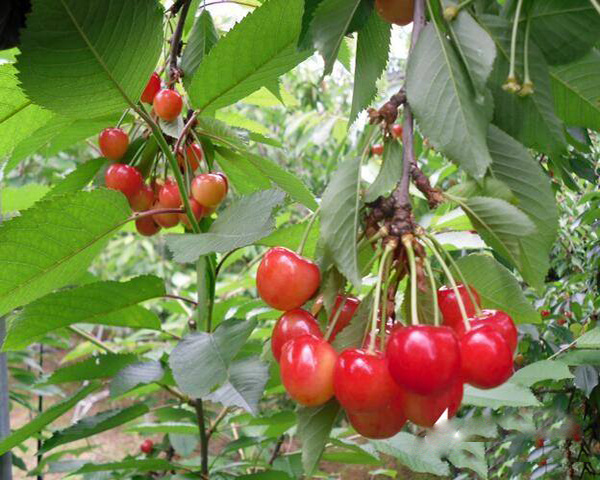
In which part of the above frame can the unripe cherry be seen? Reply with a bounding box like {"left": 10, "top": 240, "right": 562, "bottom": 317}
{"left": 129, "top": 184, "right": 154, "bottom": 212}
{"left": 153, "top": 89, "right": 183, "bottom": 122}
{"left": 158, "top": 179, "right": 182, "bottom": 208}
{"left": 99, "top": 128, "right": 129, "bottom": 160}
{"left": 191, "top": 173, "right": 228, "bottom": 208}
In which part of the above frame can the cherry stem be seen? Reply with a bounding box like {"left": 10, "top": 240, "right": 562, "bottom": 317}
{"left": 163, "top": 294, "right": 198, "bottom": 306}
{"left": 380, "top": 269, "right": 398, "bottom": 351}
{"left": 175, "top": 110, "right": 200, "bottom": 157}
{"left": 130, "top": 207, "right": 184, "bottom": 221}
{"left": 357, "top": 226, "right": 388, "bottom": 251}
{"left": 296, "top": 207, "right": 320, "bottom": 256}
{"left": 368, "top": 244, "right": 395, "bottom": 352}
{"left": 116, "top": 109, "right": 130, "bottom": 129}
{"left": 520, "top": 15, "right": 533, "bottom": 93}
{"left": 324, "top": 296, "right": 349, "bottom": 342}
{"left": 423, "top": 257, "right": 440, "bottom": 327}
{"left": 508, "top": 0, "right": 525, "bottom": 81}
{"left": 402, "top": 236, "right": 420, "bottom": 327}
{"left": 169, "top": 0, "right": 193, "bottom": 84}
{"left": 361, "top": 244, "right": 384, "bottom": 276}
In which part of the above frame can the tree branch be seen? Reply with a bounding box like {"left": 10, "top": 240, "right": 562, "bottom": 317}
{"left": 169, "top": 0, "right": 194, "bottom": 84}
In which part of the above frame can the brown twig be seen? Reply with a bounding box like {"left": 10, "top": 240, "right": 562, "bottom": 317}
{"left": 169, "top": 0, "right": 193, "bottom": 85}
{"left": 268, "top": 435, "right": 285, "bottom": 465}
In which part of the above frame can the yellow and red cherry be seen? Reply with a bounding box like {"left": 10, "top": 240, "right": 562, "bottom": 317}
{"left": 129, "top": 184, "right": 154, "bottom": 212}
{"left": 105, "top": 163, "right": 143, "bottom": 199}
{"left": 375, "top": 0, "right": 415, "bottom": 26}
{"left": 470, "top": 309, "right": 518, "bottom": 353}
{"left": 279, "top": 335, "right": 337, "bottom": 407}
{"left": 271, "top": 309, "right": 322, "bottom": 362}
{"left": 135, "top": 216, "right": 161, "bottom": 237}
{"left": 153, "top": 202, "right": 180, "bottom": 229}
{"left": 400, "top": 378, "right": 463, "bottom": 428}
{"left": 346, "top": 396, "right": 406, "bottom": 439}
{"left": 328, "top": 295, "right": 360, "bottom": 341}
{"left": 99, "top": 128, "right": 129, "bottom": 160}
{"left": 392, "top": 124, "right": 403, "bottom": 139}
{"left": 179, "top": 198, "right": 206, "bottom": 229}
{"left": 437, "top": 284, "right": 481, "bottom": 333}
{"left": 141, "top": 72, "right": 161, "bottom": 104}
{"left": 256, "top": 247, "right": 321, "bottom": 311}
{"left": 158, "top": 179, "right": 182, "bottom": 208}
{"left": 140, "top": 439, "right": 154, "bottom": 454}
{"left": 153, "top": 89, "right": 183, "bottom": 122}
{"left": 371, "top": 144, "right": 384, "bottom": 155}
{"left": 191, "top": 173, "right": 228, "bottom": 208}
{"left": 178, "top": 143, "right": 203, "bottom": 172}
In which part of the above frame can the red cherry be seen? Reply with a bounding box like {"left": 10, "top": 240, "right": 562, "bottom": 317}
{"left": 386, "top": 325, "right": 461, "bottom": 395}
{"left": 535, "top": 437, "right": 545, "bottom": 448}
{"left": 328, "top": 295, "right": 360, "bottom": 341}
{"left": 334, "top": 349, "right": 401, "bottom": 413}
{"left": 179, "top": 198, "right": 206, "bottom": 229}
{"left": 401, "top": 379, "right": 463, "bottom": 428}
{"left": 541, "top": 309, "right": 550, "bottom": 317}
{"left": 178, "top": 143, "right": 203, "bottom": 171}
{"left": 280, "top": 335, "right": 337, "bottom": 407}
{"left": 153, "top": 202, "right": 180, "bottom": 229}
{"left": 105, "top": 163, "right": 143, "bottom": 199}
{"left": 538, "top": 459, "right": 547, "bottom": 466}
{"left": 191, "top": 173, "right": 228, "bottom": 208}
{"left": 129, "top": 184, "right": 154, "bottom": 212}
{"left": 557, "top": 317, "right": 566, "bottom": 326}
{"left": 141, "top": 73, "right": 161, "bottom": 104}
{"left": 347, "top": 397, "right": 406, "bottom": 439}
{"left": 135, "top": 216, "right": 161, "bottom": 237}
{"left": 99, "top": 128, "right": 129, "bottom": 161}
{"left": 460, "top": 325, "right": 513, "bottom": 389}
{"left": 256, "top": 247, "right": 321, "bottom": 311}
{"left": 392, "top": 124, "right": 403, "bottom": 139}
{"left": 470, "top": 309, "right": 518, "bottom": 353}
{"left": 140, "top": 439, "right": 154, "bottom": 454}
{"left": 271, "top": 309, "right": 322, "bottom": 362}
{"left": 371, "top": 144, "right": 384, "bottom": 155}
{"left": 564, "top": 311, "right": 573, "bottom": 319}
{"left": 153, "top": 89, "right": 183, "bottom": 122}
{"left": 437, "top": 284, "right": 481, "bottom": 333}
{"left": 375, "top": 0, "right": 414, "bottom": 26}
{"left": 158, "top": 179, "right": 182, "bottom": 208}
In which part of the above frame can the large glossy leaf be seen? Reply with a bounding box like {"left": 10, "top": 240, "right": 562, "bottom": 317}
{"left": 166, "top": 190, "right": 285, "bottom": 262}
{"left": 169, "top": 319, "right": 256, "bottom": 398}
{"left": 407, "top": 23, "right": 492, "bottom": 179}
{"left": 216, "top": 148, "right": 272, "bottom": 195}
{"left": 373, "top": 433, "right": 450, "bottom": 476}
{"left": 17, "top": 0, "right": 163, "bottom": 118}
{"left": 510, "top": 360, "right": 573, "bottom": 387}
{"left": 259, "top": 218, "right": 320, "bottom": 259}
{"left": 181, "top": 10, "right": 219, "bottom": 81}
{"left": 3, "top": 276, "right": 164, "bottom": 350}
{"left": 74, "top": 459, "right": 178, "bottom": 475}
{"left": 110, "top": 361, "right": 165, "bottom": 398}
{"left": 45, "top": 353, "right": 139, "bottom": 384}
{"left": 365, "top": 139, "right": 403, "bottom": 203}
{"left": 0, "top": 184, "right": 50, "bottom": 213}
{"left": 0, "top": 382, "right": 100, "bottom": 455}
{"left": 0, "top": 189, "right": 131, "bottom": 317}
{"left": 187, "top": 0, "right": 311, "bottom": 112}
{"left": 45, "top": 158, "right": 107, "bottom": 199}
{"left": 463, "top": 383, "right": 540, "bottom": 408}
{"left": 551, "top": 49, "right": 600, "bottom": 131}
{"left": 486, "top": 126, "right": 558, "bottom": 288}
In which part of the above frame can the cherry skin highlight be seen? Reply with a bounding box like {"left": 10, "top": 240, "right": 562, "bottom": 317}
{"left": 461, "top": 325, "right": 513, "bottom": 389}
{"left": 191, "top": 173, "right": 229, "bottom": 208}
{"left": 158, "top": 179, "right": 182, "bottom": 208}
{"left": 129, "top": 184, "right": 154, "bottom": 212}
{"left": 178, "top": 143, "right": 203, "bottom": 171}
{"left": 99, "top": 128, "right": 129, "bottom": 161}
{"left": 438, "top": 284, "right": 481, "bottom": 332}
{"left": 256, "top": 247, "right": 321, "bottom": 311}
{"left": 153, "top": 89, "right": 183, "bottom": 122}
{"left": 375, "top": 0, "right": 415, "bottom": 26}
{"left": 334, "top": 348, "right": 402, "bottom": 413}
{"left": 140, "top": 439, "right": 154, "bottom": 454}
{"left": 470, "top": 309, "right": 518, "bottom": 353}
{"left": 105, "top": 163, "right": 143, "bottom": 199}
{"left": 271, "top": 309, "right": 322, "bottom": 362}
{"left": 179, "top": 198, "right": 206, "bottom": 229}
{"left": 328, "top": 295, "right": 361, "bottom": 341}
{"left": 141, "top": 72, "right": 161, "bottom": 104}
{"left": 386, "top": 325, "right": 461, "bottom": 395}
{"left": 279, "top": 335, "right": 337, "bottom": 407}
{"left": 347, "top": 398, "right": 407, "bottom": 439}
{"left": 135, "top": 216, "right": 161, "bottom": 237}
{"left": 400, "top": 379, "right": 463, "bottom": 428}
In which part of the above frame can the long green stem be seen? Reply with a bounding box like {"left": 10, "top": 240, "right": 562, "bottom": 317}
{"left": 518, "top": 16, "right": 534, "bottom": 96}
{"left": 297, "top": 208, "right": 320, "bottom": 256}
{"left": 368, "top": 245, "right": 395, "bottom": 352}
{"left": 402, "top": 238, "right": 419, "bottom": 326}
{"left": 423, "top": 257, "right": 440, "bottom": 326}
{"left": 380, "top": 269, "right": 398, "bottom": 351}
{"left": 507, "top": 0, "right": 525, "bottom": 83}
{"left": 68, "top": 326, "right": 116, "bottom": 354}
{"left": 325, "top": 297, "right": 349, "bottom": 341}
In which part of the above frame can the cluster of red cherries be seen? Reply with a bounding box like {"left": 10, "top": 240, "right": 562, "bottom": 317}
{"left": 98, "top": 73, "right": 228, "bottom": 236}
{"left": 256, "top": 247, "right": 518, "bottom": 439}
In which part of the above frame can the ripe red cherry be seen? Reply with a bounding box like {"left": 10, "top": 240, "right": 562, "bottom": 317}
{"left": 140, "top": 439, "right": 154, "bottom": 454}
{"left": 538, "top": 459, "right": 547, "bottom": 467}
{"left": 386, "top": 325, "right": 461, "bottom": 395}
{"left": 191, "top": 173, "right": 228, "bottom": 208}
{"left": 136, "top": 216, "right": 161, "bottom": 237}
{"left": 438, "top": 284, "right": 481, "bottom": 333}
{"left": 392, "top": 124, "right": 403, "bottom": 139}
{"left": 470, "top": 309, "right": 518, "bottom": 353}
{"left": 371, "top": 144, "right": 384, "bottom": 155}
{"left": 99, "top": 128, "right": 129, "bottom": 160}
{"left": 401, "top": 379, "right": 463, "bottom": 428}
{"left": 179, "top": 198, "right": 206, "bottom": 229}
{"left": 328, "top": 295, "right": 361, "bottom": 341}
{"left": 256, "top": 247, "right": 321, "bottom": 311}
{"left": 129, "top": 184, "right": 154, "bottom": 212}
{"left": 271, "top": 309, "right": 322, "bottom": 362}
{"left": 334, "top": 349, "right": 401, "bottom": 413}
{"left": 178, "top": 143, "right": 203, "bottom": 171}
{"left": 535, "top": 437, "right": 545, "bottom": 448}
{"left": 141, "top": 72, "right": 161, "bottom": 104}
{"left": 158, "top": 180, "right": 182, "bottom": 208}
{"left": 280, "top": 335, "right": 337, "bottom": 407}
{"left": 460, "top": 325, "right": 513, "bottom": 389}
{"left": 153, "top": 89, "right": 183, "bottom": 122}
{"left": 541, "top": 309, "right": 550, "bottom": 317}
{"left": 105, "top": 163, "right": 143, "bottom": 199}
{"left": 347, "top": 397, "right": 406, "bottom": 439}
{"left": 557, "top": 317, "right": 566, "bottom": 326}
{"left": 153, "top": 202, "right": 180, "bottom": 229}
{"left": 375, "top": 0, "right": 414, "bottom": 25}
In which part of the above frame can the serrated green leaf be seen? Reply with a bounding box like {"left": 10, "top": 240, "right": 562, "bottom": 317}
{"left": 181, "top": 10, "right": 219, "bottom": 80}
{"left": 0, "top": 184, "right": 50, "bottom": 213}
{"left": 45, "top": 158, "right": 107, "bottom": 199}
{"left": 574, "top": 327, "right": 600, "bottom": 349}
{"left": 17, "top": 0, "right": 163, "bottom": 118}
{"left": 74, "top": 459, "right": 178, "bottom": 474}
{"left": 45, "top": 353, "right": 139, "bottom": 384}
{"left": 365, "top": 139, "right": 402, "bottom": 203}
{"left": 3, "top": 276, "right": 164, "bottom": 350}
{"left": 187, "top": 0, "right": 311, "bottom": 112}
{"left": 110, "top": 361, "right": 165, "bottom": 398}
{"left": 0, "top": 189, "right": 131, "bottom": 317}
{"left": 463, "top": 383, "right": 540, "bottom": 408}
{"left": 258, "top": 218, "right": 320, "bottom": 259}
{"left": 215, "top": 148, "right": 272, "bottom": 195}
{"left": 407, "top": 23, "right": 492, "bottom": 179}
{"left": 510, "top": 360, "right": 573, "bottom": 387}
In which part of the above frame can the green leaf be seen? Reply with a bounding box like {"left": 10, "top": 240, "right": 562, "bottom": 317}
{"left": 349, "top": 10, "right": 391, "bottom": 123}
{"left": 331, "top": 294, "right": 371, "bottom": 350}
{"left": 74, "top": 459, "right": 178, "bottom": 474}
{"left": 187, "top": 0, "right": 311, "bottom": 112}
{"left": 126, "top": 422, "right": 198, "bottom": 435}
{"left": 447, "top": 442, "right": 487, "bottom": 480}
{"left": 169, "top": 433, "right": 199, "bottom": 458}
{"left": 17, "top": 0, "right": 163, "bottom": 118}
{"left": 41, "top": 404, "right": 149, "bottom": 453}
{"left": 46, "top": 353, "right": 139, "bottom": 384}
{"left": 44, "top": 158, "right": 107, "bottom": 199}
{"left": 551, "top": 49, "right": 600, "bottom": 131}
{"left": 0, "top": 64, "right": 53, "bottom": 160}
{"left": 259, "top": 218, "right": 320, "bottom": 259}
{"left": 197, "top": 116, "right": 249, "bottom": 152}
{"left": 573, "top": 365, "right": 598, "bottom": 397}
{"left": 297, "top": 399, "right": 341, "bottom": 475}
{"left": 0, "top": 382, "right": 100, "bottom": 455}
{"left": 528, "top": 0, "right": 600, "bottom": 66}
{"left": 486, "top": 126, "right": 558, "bottom": 289}
{"left": 0, "top": 184, "right": 50, "bottom": 213}
{"left": 320, "top": 155, "right": 362, "bottom": 289}
{"left": 110, "top": 361, "right": 165, "bottom": 398}
{"left": 463, "top": 383, "right": 540, "bottom": 408}
{"left": 407, "top": 23, "right": 492, "bottom": 179}
{"left": 0, "top": 189, "right": 131, "bottom": 317}
{"left": 207, "top": 357, "right": 269, "bottom": 415}
{"left": 365, "top": 139, "right": 403, "bottom": 203}
{"left": 166, "top": 189, "right": 285, "bottom": 262}
{"left": 452, "top": 254, "right": 539, "bottom": 324}
{"left": 169, "top": 319, "right": 257, "bottom": 398}
{"left": 510, "top": 360, "right": 574, "bottom": 387}
{"left": 3, "top": 276, "right": 164, "bottom": 350}
{"left": 574, "top": 327, "right": 600, "bottom": 348}
{"left": 181, "top": 10, "right": 219, "bottom": 80}
{"left": 216, "top": 148, "right": 273, "bottom": 195}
